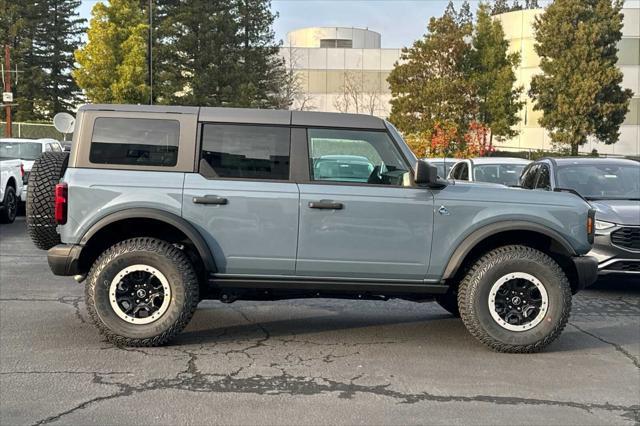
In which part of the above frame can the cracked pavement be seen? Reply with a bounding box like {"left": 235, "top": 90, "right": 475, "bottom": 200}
{"left": 1, "top": 218, "right": 639, "bottom": 425}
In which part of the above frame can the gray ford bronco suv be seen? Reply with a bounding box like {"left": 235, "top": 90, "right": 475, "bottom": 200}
{"left": 27, "top": 104, "right": 598, "bottom": 352}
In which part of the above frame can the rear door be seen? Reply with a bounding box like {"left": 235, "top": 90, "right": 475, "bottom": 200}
{"left": 296, "top": 127, "right": 434, "bottom": 280}
{"left": 182, "top": 123, "right": 299, "bottom": 276}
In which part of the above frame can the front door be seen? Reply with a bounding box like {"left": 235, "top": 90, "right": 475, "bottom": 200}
{"left": 296, "top": 128, "right": 434, "bottom": 280}
{"left": 182, "top": 123, "right": 299, "bottom": 275}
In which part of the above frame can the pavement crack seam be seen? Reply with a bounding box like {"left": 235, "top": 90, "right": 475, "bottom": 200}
{"left": 570, "top": 322, "right": 640, "bottom": 369}
{"left": 31, "top": 366, "right": 640, "bottom": 425}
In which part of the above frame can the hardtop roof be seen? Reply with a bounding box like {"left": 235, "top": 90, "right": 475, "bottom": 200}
{"left": 78, "top": 104, "right": 387, "bottom": 130}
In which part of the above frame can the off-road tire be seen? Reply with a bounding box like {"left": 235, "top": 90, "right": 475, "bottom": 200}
{"left": 26, "top": 151, "right": 69, "bottom": 249}
{"left": 0, "top": 186, "right": 17, "bottom": 224}
{"left": 458, "top": 245, "right": 571, "bottom": 353}
{"left": 436, "top": 288, "right": 460, "bottom": 317}
{"left": 86, "top": 238, "right": 200, "bottom": 347}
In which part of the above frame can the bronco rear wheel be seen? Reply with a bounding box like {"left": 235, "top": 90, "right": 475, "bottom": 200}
{"left": 26, "top": 151, "right": 69, "bottom": 249}
{"left": 86, "top": 238, "right": 200, "bottom": 346}
{"left": 458, "top": 245, "right": 571, "bottom": 353}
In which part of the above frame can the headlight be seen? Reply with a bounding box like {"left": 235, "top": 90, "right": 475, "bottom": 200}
{"left": 595, "top": 220, "right": 615, "bottom": 230}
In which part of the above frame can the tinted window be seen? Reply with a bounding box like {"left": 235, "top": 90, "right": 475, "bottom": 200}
{"left": 200, "top": 124, "right": 290, "bottom": 180}
{"left": 520, "top": 164, "right": 540, "bottom": 189}
{"left": 90, "top": 118, "right": 179, "bottom": 166}
{"left": 535, "top": 165, "right": 551, "bottom": 190}
{"left": 459, "top": 163, "right": 469, "bottom": 180}
{"left": 307, "top": 128, "right": 409, "bottom": 186}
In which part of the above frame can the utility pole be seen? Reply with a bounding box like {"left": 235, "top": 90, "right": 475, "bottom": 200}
{"left": 3, "top": 44, "right": 12, "bottom": 138}
{"left": 148, "top": 0, "right": 153, "bottom": 105}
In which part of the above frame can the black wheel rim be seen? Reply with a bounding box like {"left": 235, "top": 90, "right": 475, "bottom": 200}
{"left": 109, "top": 265, "right": 171, "bottom": 324}
{"left": 489, "top": 272, "right": 548, "bottom": 332}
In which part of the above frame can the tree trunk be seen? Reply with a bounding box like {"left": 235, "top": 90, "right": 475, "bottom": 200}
{"left": 571, "top": 143, "right": 578, "bottom": 156}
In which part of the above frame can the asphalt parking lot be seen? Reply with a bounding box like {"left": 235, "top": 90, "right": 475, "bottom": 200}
{"left": 1, "top": 217, "right": 639, "bottom": 425}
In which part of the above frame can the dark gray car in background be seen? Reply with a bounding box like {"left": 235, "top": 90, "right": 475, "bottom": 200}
{"left": 520, "top": 157, "right": 640, "bottom": 276}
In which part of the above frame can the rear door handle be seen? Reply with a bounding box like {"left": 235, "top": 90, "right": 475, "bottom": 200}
{"left": 308, "top": 200, "right": 343, "bottom": 210}
{"left": 192, "top": 195, "right": 228, "bottom": 205}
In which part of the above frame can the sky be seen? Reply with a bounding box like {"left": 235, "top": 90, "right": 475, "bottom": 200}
{"left": 75, "top": 0, "right": 483, "bottom": 49}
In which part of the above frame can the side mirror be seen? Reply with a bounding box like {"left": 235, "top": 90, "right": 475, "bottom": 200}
{"left": 413, "top": 160, "right": 440, "bottom": 187}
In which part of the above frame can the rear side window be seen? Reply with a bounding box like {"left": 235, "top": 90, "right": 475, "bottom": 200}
{"left": 90, "top": 118, "right": 180, "bottom": 166}
{"left": 200, "top": 124, "right": 290, "bottom": 180}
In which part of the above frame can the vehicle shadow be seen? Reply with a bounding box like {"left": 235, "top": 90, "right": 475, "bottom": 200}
{"left": 172, "top": 300, "right": 639, "bottom": 354}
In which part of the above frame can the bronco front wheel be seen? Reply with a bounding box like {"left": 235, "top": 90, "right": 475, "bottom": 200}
{"left": 86, "top": 238, "right": 199, "bottom": 346}
{"left": 457, "top": 245, "right": 571, "bottom": 353}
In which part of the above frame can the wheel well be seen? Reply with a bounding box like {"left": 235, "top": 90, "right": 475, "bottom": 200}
{"left": 6, "top": 177, "right": 16, "bottom": 190}
{"left": 446, "top": 230, "right": 581, "bottom": 294}
{"left": 78, "top": 218, "right": 207, "bottom": 282}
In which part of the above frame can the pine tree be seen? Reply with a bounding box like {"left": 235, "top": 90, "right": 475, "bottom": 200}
{"left": 529, "top": 0, "right": 633, "bottom": 155}
{"left": 155, "top": 0, "right": 287, "bottom": 108}
{"left": 236, "top": 0, "right": 287, "bottom": 108}
{"left": 73, "top": 0, "right": 149, "bottom": 104}
{"left": 525, "top": 0, "right": 540, "bottom": 8}
{"left": 388, "top": 3, "right": 475, "bottom": 140}
{"left": 470, "top": 3, "right": 523, "bottom": 143}
{"left": 491, "top": 0, "right": 511, "bottom": 15}
{"left": 35, "top": 0, "right": 85, "bottom": 116}
{"left": 510, "top": 0, "right": 523, "bottom": 12}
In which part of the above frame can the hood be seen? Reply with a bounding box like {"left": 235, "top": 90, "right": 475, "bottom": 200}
{"left": 589, "top": 199, "right": 640, "bottom": 226}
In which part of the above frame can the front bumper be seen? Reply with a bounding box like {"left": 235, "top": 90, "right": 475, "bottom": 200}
{"left": 572, "top": 256, "right": 598, "bottom": 292}
{"left": 48, "top": 244, "right": 83, "bottom": 276}
{"left": 589, "top": 229, "right": 640, "bottom": 275}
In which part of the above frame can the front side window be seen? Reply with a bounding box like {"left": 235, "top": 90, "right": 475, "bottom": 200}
{"left": 307, "top": 128, "right": 409, "bottom": 186}
{"left": 535, "top": 165, "right": 551, "bottom": 190}
{"left": 459, "top": 163, "right": 469, "bottom": 180}
{"left": 90, "top": 117, "right": 180, "bottom": 166}
{"left": 520, "top": 164, "right": 540, "bottom": 189}
{"left": 200, "top": 124, "right": 290, "bottom": 180}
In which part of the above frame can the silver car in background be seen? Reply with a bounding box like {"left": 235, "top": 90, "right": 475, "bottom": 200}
{"left": 448, "top": 157, "right": 531, "bottom": 186}
{"left": 520, "top": 157, "right": 640, "bottom": 277}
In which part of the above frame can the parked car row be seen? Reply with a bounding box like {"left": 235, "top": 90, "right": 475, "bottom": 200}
{"left": 0, "top": 138, "right": 64, "bottom": 222}
{"left": 426, "top": 156, "right": 640, "bottom": 277}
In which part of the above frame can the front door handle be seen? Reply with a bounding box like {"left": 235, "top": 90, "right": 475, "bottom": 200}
{"left": 308, "top": 200, "right": 343, "bottom": 210}
{"left": 193, "top": 195, "right": 228, "bottom": 205}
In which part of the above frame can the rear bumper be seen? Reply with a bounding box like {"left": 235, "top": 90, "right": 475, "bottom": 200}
{"left": 572, "top": 256, "right": 598, "bottom": 292}
{"left": 47, "top": 244, "right": 82, "bottom": 276}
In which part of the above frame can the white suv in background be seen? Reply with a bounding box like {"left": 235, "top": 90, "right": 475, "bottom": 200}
{"left": 448, "top": 157, "right": 531, "bottom": 187}
{"left": 0, "top": 138, "right": 64, "bottom": 202}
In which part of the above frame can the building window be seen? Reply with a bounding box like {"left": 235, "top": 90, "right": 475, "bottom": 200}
{"left": 320, "top": 39, "right": 353, "bottom": 49}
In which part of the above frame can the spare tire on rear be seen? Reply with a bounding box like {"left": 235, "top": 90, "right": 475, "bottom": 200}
{"left": 27, "top": 151, "right": 69, "bottom": 250}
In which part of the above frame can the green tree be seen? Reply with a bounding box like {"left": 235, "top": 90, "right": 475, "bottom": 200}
{"left": 529, "top": 0, "right": 632, "bottom": 155}
{"left": 388, "top": 1, "right": 475, "bottom": 140}
{"left": 491, "top": 0, "right": 512, "bottom": 14}
{"left": 35, "top": 0, "right": 85, "bottom": 116}
{"left": 73, "top": 0, "right": 149, "bottom": 104}
{"left": 155, "top": 0, "right": 287, "bottom": 108}
{"left": 470, "top": 3, "right": 523, "bottom": 143}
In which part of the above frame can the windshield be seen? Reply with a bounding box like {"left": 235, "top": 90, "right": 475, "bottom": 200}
{"left": 473, "top": 164, "right": 525, "bottom": 186}
{"left": 0, "top": 142, "right": 42, "bottom": 160}
{"left": 557, "top": 163, "right": 640, "bottom": 200}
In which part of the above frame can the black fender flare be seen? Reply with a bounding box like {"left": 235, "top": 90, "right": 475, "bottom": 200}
{"left": 79, "top": 208, "right": 217, "bottom": 273}
{"left": 442, "top": 221, "right": 577, "bottom": 280}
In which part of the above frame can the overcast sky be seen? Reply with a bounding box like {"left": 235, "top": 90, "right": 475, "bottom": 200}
{"left": 76, "top": 0, "right": 483, "bottom": 49}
